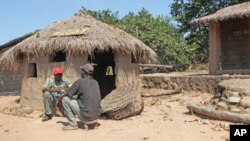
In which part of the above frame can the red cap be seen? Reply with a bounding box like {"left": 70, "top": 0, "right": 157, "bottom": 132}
{"left": 53, "top": 67, "right": 63, "bottom": 74}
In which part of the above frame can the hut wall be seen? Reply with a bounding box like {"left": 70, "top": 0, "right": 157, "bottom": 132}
{"left": 109, "top": 52, "right": 142, "bottom": 118}
{"left": 0, "top": 48, "right": 22, "bottom": 95}
{"left": 114, "top": 52, "right": 140, "bottom": 86}
{"left": 20, "top": 54, "right": 87, "bottom": 110}
{"left": 209, "top": 22, "right": 221, "bottom": 75}
{"left": 0, "top": 69, "right": 22, "bottom": 95}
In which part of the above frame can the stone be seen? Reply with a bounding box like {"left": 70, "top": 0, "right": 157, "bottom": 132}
{"left": 211, "top": 99, "right": 219, "bottom": 105}
{"left": 217, "top": 102, "right": 228, "bottom": 110}
{"left": 151, "top": 77, "right": 162, "bottom": 84}
{"left": 230, "top": 107, "right": 241, "bottom": 113}
{"left": 240, "top": 97, "right": 250, "bottom": 108}
{"left": 20, "top": 107, "right": 33, "bottom": 114}
{"left": 201, "top": 119, "right": 210, "bottom": 125}
{"left": 147, "top": 82, "right": 154, "bottom": 88}
{"left": 228, "top": 97, "right": 241, "bottom": 104}
{"left": 162, "top": 77, "right": 170, "bottom": 83}
{"left": 224, "top": 91, "right": 239, "bottom": 98}
{"left": 173, "top": 83, "right": 179, "bottom": 89}
{"left": 160, "top": 82, "right": 168, "bottom": 89}
{"left": 2, "top": 107, "right": 10, "bottom": 113}
{"left": 244, "top": 108, "right": 250, "bottom": 114}
{"left": 240, "top": 91, "right": 250, "bottom": 96}
{"left": 218, "top": 79, "right": 250, "bottom": 93}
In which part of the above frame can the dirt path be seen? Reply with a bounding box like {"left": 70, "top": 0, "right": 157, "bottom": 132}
{"left": 0, "top": 93, "right": 229, "bottom": 141}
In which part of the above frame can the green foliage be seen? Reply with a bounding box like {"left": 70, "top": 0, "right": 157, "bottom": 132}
{"left": 171, "top": 0, "right": 248, "bottom": 63}
{"left": 119, "top": 8, "right": 191, "bottom": 65}
{"left": 80, "top": 7, "right": 191, "bottom": 66}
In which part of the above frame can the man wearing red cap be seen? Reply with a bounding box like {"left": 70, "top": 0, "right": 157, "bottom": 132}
{"left": 42, "top": 67, "right": 72, "bottom": 122}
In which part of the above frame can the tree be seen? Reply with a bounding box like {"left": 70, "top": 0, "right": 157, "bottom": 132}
{"left": 80, "top": 7, "right": 191, "bottom": 67}
{"left": 171, "top": 0, "right": 249, "bottom": 63}
{"left": 118, "top": 8, "right": 191, "bottom": 65}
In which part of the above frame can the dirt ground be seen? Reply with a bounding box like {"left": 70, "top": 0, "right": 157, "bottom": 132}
{"left": 0, "top": 92, "right": 229, "bottom": 141}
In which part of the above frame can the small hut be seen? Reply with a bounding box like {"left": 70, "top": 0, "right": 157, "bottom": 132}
{"left": 0, "top": 13, "right": 157, "bottom": 119}
{"left": 191, "top": 2, "right": 250, "bottom": 75}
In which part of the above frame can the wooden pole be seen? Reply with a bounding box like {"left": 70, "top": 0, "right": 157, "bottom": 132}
{"left": 139, "top": 64, "right": 173, "bottom": 69}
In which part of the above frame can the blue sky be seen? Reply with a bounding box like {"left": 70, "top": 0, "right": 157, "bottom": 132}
{"left": 0, "top": 0, "right": 173, "bottom": 45}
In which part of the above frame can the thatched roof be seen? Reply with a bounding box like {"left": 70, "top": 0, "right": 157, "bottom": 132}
{"left": 0, "top": 13, "right": 157, "bottom": 69}
{"left": 191, "top": 2, "right": 250, "bottom": 24}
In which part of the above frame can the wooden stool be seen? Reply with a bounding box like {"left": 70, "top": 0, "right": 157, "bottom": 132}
{"left": 82, "top": 119, "right": 100, "bottom": 130}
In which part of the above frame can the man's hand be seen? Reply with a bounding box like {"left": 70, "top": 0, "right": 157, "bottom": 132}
{"left": 42, "top": 87, "right": 53, "bottom": 93}
{"left": 53, "top": 87, "right": 62, "bottom": 93}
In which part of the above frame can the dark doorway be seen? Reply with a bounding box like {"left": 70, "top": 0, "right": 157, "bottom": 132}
{"left": 221, "top": 18, "right": 250, "bottom": 70}
{"left": 88, "top": 49, "right": 116, "bottom": 99}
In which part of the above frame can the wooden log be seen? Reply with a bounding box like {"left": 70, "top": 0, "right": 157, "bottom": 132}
{"left": 187, "top": 102, "right": 250, "bottom": 124}
{"left": 139, "top": 64, "right": 173, "bottom": 69}
{"left": 142, "top": 88, "right": 182, "bottom": 97}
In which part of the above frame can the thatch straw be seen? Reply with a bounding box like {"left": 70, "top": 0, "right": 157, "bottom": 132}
{"left": 0, "top": 13, "right": 157, "bottom": 69}
{"left": 190, "top": 2, "right": 250, "bottom": 24}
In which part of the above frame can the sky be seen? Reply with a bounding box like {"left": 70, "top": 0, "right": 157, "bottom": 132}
{"left": 0, "top": 0, "right": 173, "bottom": 45}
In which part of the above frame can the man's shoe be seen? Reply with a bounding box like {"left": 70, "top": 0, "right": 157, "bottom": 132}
{"left": 62, "top": 125, "right": 78, "bottom": 131}
{"left": 42, "top": 114, "right": 52, "bottom": 122}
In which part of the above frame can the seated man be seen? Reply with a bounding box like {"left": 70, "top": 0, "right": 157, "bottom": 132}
{"left": 60, "top": 63, "right": 101, "bottom": 130}
{"left": 42, "top": 67, "right": 72, "bottom": 122}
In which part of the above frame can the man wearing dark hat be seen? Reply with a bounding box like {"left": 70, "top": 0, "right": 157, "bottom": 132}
{"left": 42, "top": 67, "right": 72, "bottom": 122}
{"left": 61, "top": 63, "right": 101, "bottom": 130}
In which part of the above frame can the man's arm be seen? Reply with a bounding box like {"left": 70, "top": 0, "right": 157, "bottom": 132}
{"left": 42, "top": 87, "right": 53, "bottom": 93}
{"left": 42, "top": 87, "right": 62, "bottom": 93}
{"left": 64, "top": 79, "right": 80, "bottom": 98}
{"left": 57, "top": 80, "right": 79, "bottom": 101}
{"left": 63, "top": 77, "right": 72, "bottom": 88}
{"left": 42, "top": 78, "right": 61, "bottom": 93}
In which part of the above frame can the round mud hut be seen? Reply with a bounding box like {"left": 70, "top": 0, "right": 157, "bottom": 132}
{"left": 0, "top": 13, "right": 157, "bottom": 119}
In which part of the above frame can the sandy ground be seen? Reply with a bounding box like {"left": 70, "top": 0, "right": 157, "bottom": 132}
{"left": 0, "top": 93, "right": 229, "bottom": 141}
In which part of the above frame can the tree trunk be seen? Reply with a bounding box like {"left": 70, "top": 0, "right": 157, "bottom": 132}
{"left": 187, "top": 102, "right": 250, "bottom": 124}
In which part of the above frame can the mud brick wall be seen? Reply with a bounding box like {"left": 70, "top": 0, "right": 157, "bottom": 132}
{"left": 141, "top": 75, "right": 250, "bottom": 94}
{"left": 0, "top": 70, "right": 21, "bottom": 95}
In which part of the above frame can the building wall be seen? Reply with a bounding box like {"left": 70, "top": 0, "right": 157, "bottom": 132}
{"left": 114, "top": 52, "right": 140, "bottom": 86}
{"left": 20, "top": 54, "right": 87, "bottom": 110}
{"left": 100, "top": 52, "right": 142, "bottom": 118}
{"left": 0, "top": 48, "right": 22, "bottom": 95}
{"left": 0, "top": 70, "right": 22, "bottom": 95}
{"left": 209, "top": 22, "right": 221, "bottom": 75}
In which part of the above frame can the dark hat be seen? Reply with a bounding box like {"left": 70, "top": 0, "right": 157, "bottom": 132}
{"left": 80, "top": 63, "right": 94, "bottom": 74}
